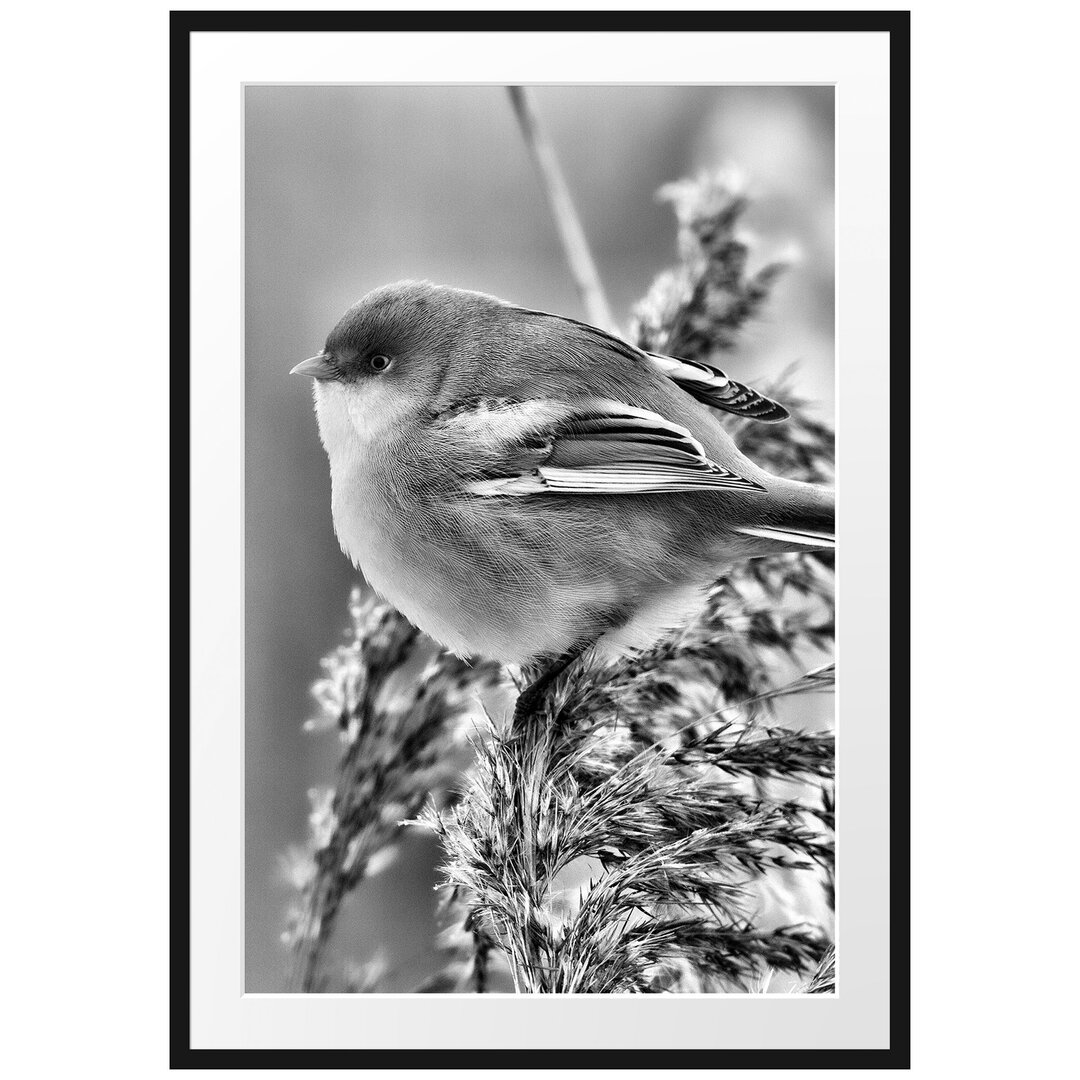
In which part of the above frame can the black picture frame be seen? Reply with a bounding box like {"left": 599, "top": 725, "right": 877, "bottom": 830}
{"left": 171, "top": 8, "right": 910, "bottom": 1069}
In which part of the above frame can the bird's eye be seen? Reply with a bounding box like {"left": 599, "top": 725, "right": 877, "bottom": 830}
{"left": 369, "top": 354, "right": 391, "bottom": 372}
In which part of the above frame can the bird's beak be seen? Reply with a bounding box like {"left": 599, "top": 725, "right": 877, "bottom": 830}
{"left": 290, "top": 353, "right": 337, "bottom": 379}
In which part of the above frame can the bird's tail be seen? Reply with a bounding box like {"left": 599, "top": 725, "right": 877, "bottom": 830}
{"left": 737, "top": 478, "right": 835, "bottom": 553}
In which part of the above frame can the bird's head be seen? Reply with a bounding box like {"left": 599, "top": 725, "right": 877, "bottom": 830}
{"left": 293, "top": 280, "right": 476, "bottom": 448}
{"left": 293, "top": 280, "right": 461, "bottom": 392}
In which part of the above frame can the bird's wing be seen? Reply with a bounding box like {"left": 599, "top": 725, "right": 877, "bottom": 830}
{"left": 645, "top": 352, "right": 790, "bottom": 423}
{"left": 509, "top": 306, "right": 789, "bottom": 423}
{"left": 444, "top": 398, "right": 765, "bottom": 497}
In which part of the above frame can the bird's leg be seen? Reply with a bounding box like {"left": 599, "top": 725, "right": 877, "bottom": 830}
{"left": 511, "top": 641, "right": 592, "bottom": 734}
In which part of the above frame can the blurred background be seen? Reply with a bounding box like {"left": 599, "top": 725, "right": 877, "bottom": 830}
{"left": 245, "top": 84, "right": 834, "bottom": 991}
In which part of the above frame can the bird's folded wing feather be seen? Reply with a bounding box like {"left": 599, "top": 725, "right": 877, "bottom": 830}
{"left": 509, "top": 306, "right": 790, "bottom": 423}
{"left": 645, "top": 352, "right": 790, "bottom": 423}
{"left": 441, "top": 398, "right": 765, "bottom": 497}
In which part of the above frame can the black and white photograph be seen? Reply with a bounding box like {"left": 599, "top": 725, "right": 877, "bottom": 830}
{"left": 248, "top": 82, "right": 838, "bottom": 997}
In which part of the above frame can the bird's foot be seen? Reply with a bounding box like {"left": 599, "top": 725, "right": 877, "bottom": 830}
{"left": 510, "top": 642, "right": 591, "bottom": 736}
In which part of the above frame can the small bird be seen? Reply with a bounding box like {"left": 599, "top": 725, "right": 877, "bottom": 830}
{"left": 293, "top": 281, "right": 833, "bottom": 706}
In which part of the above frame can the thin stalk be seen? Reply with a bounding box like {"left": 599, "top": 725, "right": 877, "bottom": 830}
{"left": 508, "top": 85, "right": 615, "bottom": 332}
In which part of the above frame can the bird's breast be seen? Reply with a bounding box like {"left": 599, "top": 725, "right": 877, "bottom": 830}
{"left": 325, "top": 449, "right": 628, "bottom": 663}
{"left": 313, "top": 384, "right": 729, "bottom": 663}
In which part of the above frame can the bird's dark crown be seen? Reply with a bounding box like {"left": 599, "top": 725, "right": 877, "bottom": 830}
{"left": 329, "top": 279, "right": 463, "bottom": 352}
{"left": 321, "top": 280, "right": 508, "bottom": 386}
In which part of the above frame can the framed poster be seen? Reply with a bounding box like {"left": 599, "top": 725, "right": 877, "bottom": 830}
{"left": 173, "top": 8, "right": 909, "bottom": 1067}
